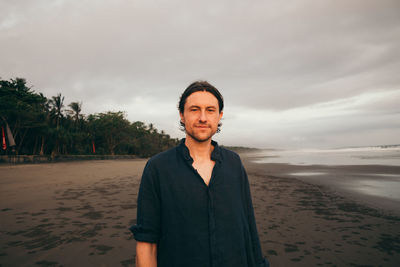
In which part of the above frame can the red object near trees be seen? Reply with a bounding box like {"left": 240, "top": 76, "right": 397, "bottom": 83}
{"left": 1, "top": 127, "right": 6, "bottom": 150}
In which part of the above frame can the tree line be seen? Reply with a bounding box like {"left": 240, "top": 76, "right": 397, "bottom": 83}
{"left": 0, "top": 78, "right": 179, "bottom": 157}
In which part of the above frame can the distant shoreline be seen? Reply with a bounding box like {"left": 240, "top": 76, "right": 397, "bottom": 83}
{"left": 241, "top": 156, "right": 400, "bottom": 216}
{"left": 0, "top": 146, "right": 261, "bottom": 165}
{"left": 0, "top": 154, "right": 140, "bottom": 164}
{"left": 222, "top": 146, "right": 262, "bottom": 153}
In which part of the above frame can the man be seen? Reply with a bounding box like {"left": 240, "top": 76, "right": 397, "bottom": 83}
{"left": 130, "top": 81, "right": 269, "bottom": 267}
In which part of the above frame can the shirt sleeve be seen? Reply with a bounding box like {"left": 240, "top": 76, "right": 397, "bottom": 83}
{"left": 241, "top": 162, "right": 270, "bottom": 267}
{"left": 129, "top": 160, "right": 161, "bottom": 243}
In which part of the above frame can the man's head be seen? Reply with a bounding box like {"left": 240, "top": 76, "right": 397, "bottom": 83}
{"left": 178, "top": 81, "right": 224, "bottom": 143}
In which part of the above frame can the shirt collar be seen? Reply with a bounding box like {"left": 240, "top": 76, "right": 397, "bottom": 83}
{"left": 178, "top": 138, "right": 222, "bottom": 163}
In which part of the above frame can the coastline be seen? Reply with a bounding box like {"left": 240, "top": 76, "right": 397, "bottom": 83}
{"left": 243, "top": 159, "right": 400, "bottom": 216}
{"left": 0, "top": 154, "right": 139, "bottom": 164}
{"left": 243, "top": 158, "right": 400, "bottom": 266}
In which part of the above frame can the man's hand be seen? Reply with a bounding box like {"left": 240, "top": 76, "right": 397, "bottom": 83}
{"left": 136, "top": 241, "right": 157, "bottom": 267}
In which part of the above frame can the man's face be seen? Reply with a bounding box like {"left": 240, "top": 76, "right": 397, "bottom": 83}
{"left": 180, "top": 91, "right": 223, "bottom": 143}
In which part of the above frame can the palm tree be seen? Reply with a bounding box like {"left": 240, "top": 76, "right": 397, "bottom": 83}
{"left": 68, "top": 101, "right": 82, "bottom": 127}
{"left": 49, "top": 93, "right": 64, "bottom": 129}
{"left": 148, "top": 123, "right": 155, "bottom": 133}
{"left": 48, "top": 93, "right": 64, "bottom": 156}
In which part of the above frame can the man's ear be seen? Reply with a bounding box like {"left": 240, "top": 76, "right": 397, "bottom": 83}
{"left": 179, "top": 112, "right": 184, "bottom": 123}
{"left": 219, "top": 111, "right": 223, "bottom": 121}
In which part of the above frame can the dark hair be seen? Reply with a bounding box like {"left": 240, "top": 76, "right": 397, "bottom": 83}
{"left": 178, "top": 80, "right": 224, "bottom": 132}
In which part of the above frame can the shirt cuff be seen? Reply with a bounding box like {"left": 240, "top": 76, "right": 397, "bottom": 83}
{"left": 129, "top": 224, "right": 159, "bottom": 243}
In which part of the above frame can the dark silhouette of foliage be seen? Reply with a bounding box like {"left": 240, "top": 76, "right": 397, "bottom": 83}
{"left": 0, "top": 78, "right": 179, "bottom": 157}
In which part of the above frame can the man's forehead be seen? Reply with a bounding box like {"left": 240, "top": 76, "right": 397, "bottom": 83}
{"left": 185, "top": 91, "right": 219, "bottom": 106}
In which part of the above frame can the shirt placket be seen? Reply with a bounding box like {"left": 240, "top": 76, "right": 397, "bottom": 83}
{"left": 187, "top": 161, "right": 219, "bottom": 267}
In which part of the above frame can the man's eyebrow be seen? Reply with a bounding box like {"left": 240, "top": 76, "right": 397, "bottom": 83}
{"left": 188, "top": 105, "right": 217, "bottom": 109}
{"left": 188, "top": 105, "right": 200, "bottom": 109}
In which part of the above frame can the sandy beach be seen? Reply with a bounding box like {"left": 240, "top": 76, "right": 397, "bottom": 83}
{"left": 242, "top": 159, "right": 400, "bottom": 266}
{"left": 1, "top": 159, "right": 399, "bottom": 266}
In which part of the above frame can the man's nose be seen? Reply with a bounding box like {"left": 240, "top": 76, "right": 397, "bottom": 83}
{"left": 199, "top": 110, "right": 207, "bottom": 122}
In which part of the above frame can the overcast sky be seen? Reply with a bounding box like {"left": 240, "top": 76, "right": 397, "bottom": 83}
{"left": 1, "top": 0, "right": 399, "bottom": 148}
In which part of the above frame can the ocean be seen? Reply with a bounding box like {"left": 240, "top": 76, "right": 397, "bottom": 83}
{"left": 252, "top": 145, "right": 400, "bottom": 166}
{"left": 249, "top": 145, "right": 400, "bottom": 212}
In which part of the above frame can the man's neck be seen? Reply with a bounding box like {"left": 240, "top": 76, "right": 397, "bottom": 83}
{"left": 185, "top": 136, "right": 214, "bottom": 162}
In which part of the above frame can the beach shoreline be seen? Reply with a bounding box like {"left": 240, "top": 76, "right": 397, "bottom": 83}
{"left": 242, "top": 158, "right": 400, "bottom": 266}
{"left": 1, "top": 159, "right": 399, "bottom": 266}
{"left": 242, "top": 159, "right": 400, "bottom": 216}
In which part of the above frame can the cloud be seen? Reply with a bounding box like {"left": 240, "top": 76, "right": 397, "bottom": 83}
{"left": 1, "top": 0, "right": 399, "bottom": 148}
{"left": 221, "top": 90, "right": 400, "bottom": 148}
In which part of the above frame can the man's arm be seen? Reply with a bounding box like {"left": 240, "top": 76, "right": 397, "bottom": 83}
{"left": 131, "top": 160, "right": 161, "bottom": 266}
{"left": 136, "top": 241, "right": 157, "bottom": 267}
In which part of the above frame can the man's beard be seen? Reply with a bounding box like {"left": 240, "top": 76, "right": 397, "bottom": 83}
{"left": 185, "top": 126, "right": 216, "bottom": 143}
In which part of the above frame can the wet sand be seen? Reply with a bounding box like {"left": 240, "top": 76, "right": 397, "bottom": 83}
{"left": 1, "top": 159, "right": 400, "bottom": 266}
{"left": 243, "top": 160, "right": 400, "bottom": 266}
{"left": 0, "top": 160, "right": 143, "bottom": 267}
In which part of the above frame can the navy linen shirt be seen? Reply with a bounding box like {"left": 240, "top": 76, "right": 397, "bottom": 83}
{"left": 130, "top": 139, "right": 269, "bottom": 267}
